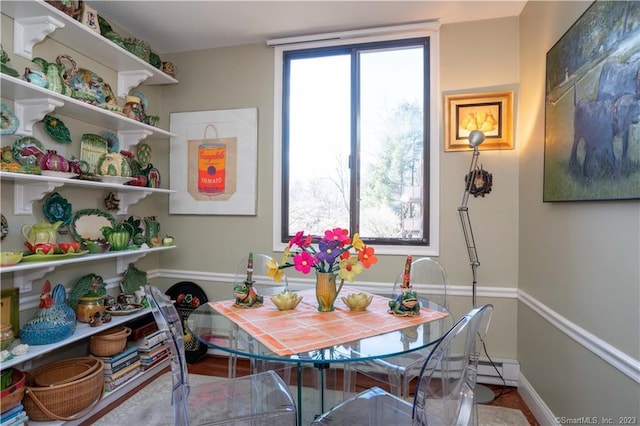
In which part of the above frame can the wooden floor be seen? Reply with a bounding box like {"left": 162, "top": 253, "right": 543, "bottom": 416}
{"left": 189, "top": 354, "right": 539, "bottom": 425}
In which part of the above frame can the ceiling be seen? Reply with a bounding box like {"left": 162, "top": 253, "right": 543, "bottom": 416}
{"left": 91, "top": 1, "right": 527, "bottom": 54}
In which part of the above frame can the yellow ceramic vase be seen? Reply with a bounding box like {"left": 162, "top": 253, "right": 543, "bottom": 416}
{"left": 315, "top": 272, "right": 341, "bottom": 312}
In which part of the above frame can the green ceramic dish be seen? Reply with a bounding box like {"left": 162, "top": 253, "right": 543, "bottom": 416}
{"left": 70, "top": 208, "right": 116, "bottom": 243}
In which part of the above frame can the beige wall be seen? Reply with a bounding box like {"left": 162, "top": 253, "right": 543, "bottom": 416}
{"left": 518, "top": 0, "right": 640, "bottom": 419}
{"left": 156, "top": 18, "right": 522, "bottom": 360}
{"left": 4, "top": 2, "right": 638, "bottom": 419}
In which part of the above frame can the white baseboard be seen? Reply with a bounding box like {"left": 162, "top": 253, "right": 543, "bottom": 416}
{"left": 518, "top": 372, "right": 558, "bottom": 425}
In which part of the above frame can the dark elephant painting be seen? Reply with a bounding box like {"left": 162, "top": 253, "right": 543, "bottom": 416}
{"left": 544, "top": 0, "right": 640, "bottom": 201}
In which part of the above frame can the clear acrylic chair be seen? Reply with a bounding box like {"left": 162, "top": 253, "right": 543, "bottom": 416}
{"left": 229, "top": 253, "right": 293, "bottom": 382}
{"left": 312, "top": 304, "right": 493, "bottom": 426}
{"left": 145, "top": 284, "right": 297, "bottom": 425}
{"left": 345, "top": 257, "right": 450, "bottom": 398}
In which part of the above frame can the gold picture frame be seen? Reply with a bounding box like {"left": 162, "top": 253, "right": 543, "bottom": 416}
{"left": 1, "top": 288, "right": 19, "bottom": 338}
{"left": 444, "top": 90, "right": 514, "bottom": 151}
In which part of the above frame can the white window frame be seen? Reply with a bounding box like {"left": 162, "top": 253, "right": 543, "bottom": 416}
{"left": 270, "top": 22, "right": 441, "bottom": 256}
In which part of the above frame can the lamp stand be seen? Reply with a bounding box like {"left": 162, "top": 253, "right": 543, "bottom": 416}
{"left": 458, "top": 131, "right": 495, "bottom": 405}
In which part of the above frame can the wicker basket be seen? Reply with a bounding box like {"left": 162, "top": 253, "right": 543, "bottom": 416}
{"left": 89, "top": 326, "right": 131, "bottom": 357}
{"left": 23, "top": 357, "right": 104, "bottom": 421}
{"left": 0, "top": 369, "right": 25, "bottom": 414}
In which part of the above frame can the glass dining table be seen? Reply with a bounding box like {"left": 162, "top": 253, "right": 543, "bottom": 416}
{"left": 187, "top": 286, "right": 454, "bottom": 425}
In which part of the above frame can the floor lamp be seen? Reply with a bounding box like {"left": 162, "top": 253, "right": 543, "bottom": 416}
{"left": 457, "top": 129, "right": 495, "bottom": 404}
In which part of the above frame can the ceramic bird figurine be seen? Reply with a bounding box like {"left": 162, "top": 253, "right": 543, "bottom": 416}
{"left": 20, "top": 280, "right": 77, "bottom": 345}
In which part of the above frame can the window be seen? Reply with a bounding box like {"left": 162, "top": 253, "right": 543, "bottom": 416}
{"left": 272, "top": 24, "right": 440, "bottom": 256}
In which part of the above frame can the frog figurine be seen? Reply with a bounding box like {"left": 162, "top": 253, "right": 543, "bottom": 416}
{"left": 233, "top": 281, "right": 263, "bottom": 308}
{"left": 388, "top": 288, "right": 421, "bottom": 316}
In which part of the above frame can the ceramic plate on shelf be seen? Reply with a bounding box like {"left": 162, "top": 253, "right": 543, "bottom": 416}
{"left": 70, "top": 208, "right": 116, "bottom": 242}
{"left": 102, "top": 131, "right": 120, "bottom": 153}
{"left": 1, "top": 102, "right": 19, "bottom": 135}
{"left": 105, "top": 303, "right": 143, "bottom": 316}
{"left": 99, "top": 176, "right": 136, "bottom": 184}
{"left": 20, "top": 251, "right": 88, "bottom": 263}
{"left": 136, "top": 142, "right": 152, "bottom": 167}
{"left": 42, "top": 115, "right": 72, "bottom": 144}
{"left": 43, "top": 192, "right": 73, "bottom": 227}
{"left": 80, "top": 134, "right": 109, "bottom": 174}
{"left": 41, "top": 171, "right": 78, "bottom": 179}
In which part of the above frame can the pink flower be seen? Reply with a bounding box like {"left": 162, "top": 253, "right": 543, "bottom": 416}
{"left": 293, "top": 251, "right": 315, "bottom": 274}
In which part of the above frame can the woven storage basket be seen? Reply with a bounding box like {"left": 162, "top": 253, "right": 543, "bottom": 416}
{"left": 89, "top": 326, "right": 131, "bottom": 357}
{"left": 0, "top": 369, "right": 25, "bottom": 414}
{"left": 24, "top": 357, "right": 104, "bottom": 421}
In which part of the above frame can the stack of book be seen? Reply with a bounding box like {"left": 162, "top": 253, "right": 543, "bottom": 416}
{"left": 0, "top": 404, "right": 27, "bottom": 426}
{"left": 136, "top": 330, "right": 170, "bottom": 371}
{"left": 92, "top": 344, "right": 141, "bottom": 392}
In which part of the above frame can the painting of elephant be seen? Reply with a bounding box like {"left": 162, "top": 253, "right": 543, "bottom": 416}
{"left": 571, "top": 94, "right": 640, "bottom": 178}
{"left": 544, "top": 0, "right": 640, "bottom": 201}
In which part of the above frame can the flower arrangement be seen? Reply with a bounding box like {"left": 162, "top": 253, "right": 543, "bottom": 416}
{"left": 266, "top": 227, "right": 377, "bottom": 283}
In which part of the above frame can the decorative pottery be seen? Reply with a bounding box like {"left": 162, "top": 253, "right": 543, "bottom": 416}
{"left": 315, "top": 272, "right": 344, "bottom": 312}
{"left": 42, "top": 115, "right": 72, "bottom": 144}
{"left": 83, "top": 239, "right": 110, "bottom": 253}
{"left": 233, "top": 280, "right": 263, "bottom": 308}
{"left": 100, "top": 222, "right": 133, "bottom": 251}
{"left": 24, "top": 242, "right": 56, "bottom": 255}
{"left": 22, "top": 67, "right": 48, "bottom": 88}
{"left": 43, "top": 192, "right": 73, "bottom": 228}
{"left": 58, "top": 241, "right": 81, "bottom": 254}
{"left": 0, "top": 44, "right": 19, "bottom": 78}
{"left": 123, "top": 96, "right": 145, "bottom": 122}
{"left": 0, "top": 324, "right": 14, "bottom": 350}
{"left": 12, "top": 136, "right": 44, "bottom": 166}
{"left": 68, "top": 274, "right": 106, "bottom": 310}
{"left": 1, "top": 103, "right": 19, "bottom": 135}
{"left": 270, "top": 291, "right": 303, "bottom": 311}
{"left": 144, "top": 216, "right": 160, "bottom": 245}
{"left": 20, "top": 281, "right": 76, "bottom": 345}
{"left": 76, "top": 295, "right": 104, "bottom": 323}
{"left": 40, "top": 150, "right": 70, "bottom": 173}
{"left": 96, "top": 152, "right": 131, "bottom": 177}
{"left": 22, "top": 219, "right": 62, "bottom": 245}
{"left": 341, "top": 292, "right": 373, "bottom": 311}
{"left": 0, "top": 251, "right": 23, "bottom": 266}
{"left": 31, "top": 57, "right": 72, "bottom": 96}
{"left": 70, "top": 208, "right": 117, "bottom": 243}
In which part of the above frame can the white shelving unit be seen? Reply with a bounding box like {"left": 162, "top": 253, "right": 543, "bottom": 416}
{"left": 0, "top": 3, "right": 178, "bottom": 422}
{"left": 0, "top": 171, "right": 174, "bottom": 216}
{"left": 0, "top": 308, "right": 152, "bottom": 370}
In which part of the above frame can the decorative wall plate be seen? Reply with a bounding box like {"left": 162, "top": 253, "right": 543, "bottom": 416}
{"left": 102, "top": 131, "right": 119, "bottom": 153}
{"left": 70, "top": 208, "right": 116, "bottom": 242}
{"left": 80, "top": 134, "right": 108, "bottom": 173}
{"left": 136, "top": 142, "right": 152, "bottom": 166}
{"left": 130, "top": 90, "right": 148, "bottom": 111}
{"left": 1, "top": 102, "right": 19, "bottom": 135}
{"left": 42, "top": 115, "right": 72, "bottom": 144}
{"left": 43, "top": 192, "right": 73, "bottom": 227}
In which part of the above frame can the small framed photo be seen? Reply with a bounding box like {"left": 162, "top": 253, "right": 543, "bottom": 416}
{"left": 444, "top": 90, "right": 514, "bottom": 151}
{"left": 1, "top": 288, "right": 19, "bottom": 338}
